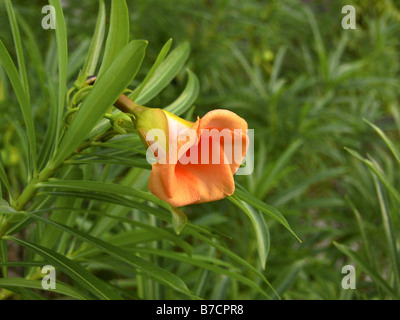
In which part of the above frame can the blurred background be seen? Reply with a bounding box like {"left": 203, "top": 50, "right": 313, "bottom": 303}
{"left": 1, "top": 0, "right": 400, "bottom": 299}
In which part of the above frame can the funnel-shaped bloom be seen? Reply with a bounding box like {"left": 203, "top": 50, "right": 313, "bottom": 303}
{"left": 115, "top": 95, "right": 248, "bottom": 207}
{"left": 146, "top": 110, "right": 248, "bottom": 207}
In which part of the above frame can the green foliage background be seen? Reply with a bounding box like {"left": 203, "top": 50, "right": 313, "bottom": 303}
{"left": 1, "top": 0, "right": 400, "bottom": 300}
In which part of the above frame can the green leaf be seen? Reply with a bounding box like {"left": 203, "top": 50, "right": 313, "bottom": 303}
{"left": 0, "top": 278, "right": 88, "bottom": 300}
{"left": 17, "top": 15, "right": 56, "bottom": 171}
{"left": 67, "top": 40, "right": 90, "bottom": 81}
{"left": 0, "top": 261, "right": 47, "bottom": 268}
{"left": 269, "top": 46, "right": 286, "bottom": 89}
{"left": 132, "top": 247, "right": 270, "bottom": 299}
{"left": 345, "top": 196, "right": 375, "bottom": 266}
{"left": 5, "top": 0, "right": 29, "bottom": 98}
{"left": 373, "top": 175, "right": 400, "bottom": 290}
{"left": 71, "top": 230, "right": 163, "bottom": 260}
{"left": 132, "top": 42, "right": 190, "bottom": 105}
{"left": 39, "top": 194, "right": 81, "bottom": 252}
{"left": 230, "top": 42, "right": 266, "bottom": 97}
{"left": 65, "top": 153, "right": 151, "bottom": 170}
{"left": 37, "top": 80, "right": 58, "bottom": 170}
{"left": 271, "top": 167, "right": 346, "bottom": 207}
{"left": 49, "top": 0, "right": 69, "bottom": 150}
{"left": 98, "top": 0, "right": 129, "bottom": 77}
{"left": 364, "top": 118, "right": 400, "bottom": 166}
{"left": 80, "top": 0, "right": 106, "bottom": 78}
{"left": 268, "top": 260, "right": 304, "bottom": 299}
{"left": 27, "top": 213, "right": 192, "bottom": 296}
{"left": 0, "top": 40, "right": 36, "bottom": 175}
{"left": 1, "top": 287, "right": 46, "bottom": 300}
{"left": 345, "top": 147, "right": 400, "bottom": 203}
{"left": 255, "top": 139, "right": 303, "bottom": 198}
{"left": 228, "top": 195, "right": 270, "bottom": 269}
{"left": 50, "top": 40, "right": 147, "bottom": 167}
{"left": 164, "top": 69, "right": 199, "bottom": 116}
{"left": 235, "top": 188, "right": 301, "bottom": 242}
{"left": 38, "top": 179, "right": 168, "bottom": 210}
{"left": 334, "top": 241, "right": 399, "bottom": 299}
{"left": 305, "top": 7, "right": 328, "bottom": 80}
{"left": 6, "top": 236, "right": 121, "bottom": 300}
{"left": 130, "top": 38, "right": 173, "bottom": 101}
{"left": 18, "top": 17, "right": 47, "bottom": 89}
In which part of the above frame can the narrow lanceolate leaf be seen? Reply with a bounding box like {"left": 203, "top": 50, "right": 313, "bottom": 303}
{"left": 164, "top": 69, "right": 200, "bottom": 116}
{"left": 18, "top": 12, "right": 57, "bottom": 171}
{"left": 132, "top": 42, "right": 191, "bottom": 105}
{"left": 67, "top": 40, "right": 90, "bottom": 80}
{"left": 364, "top": 118, "right": 400, "bottom": 166}
{"left": 50, "top": 40, "right": 147, "bottom": 167}
{"left": 345, "top": 148, "right": 400, "bottom": 203}
{"left": 334, "top": 242, "right": 399, "bottom": 299}
{"left": 0, "top": 40, "right": 36, "bottom": 175}
{"left": 132, "top": 247, "right": 270, "bottom": 299}
{"left": 0, "top": 278, "right": 88, "bottom": 300}
{"left": 98, "top": 0, "right": 129, "bottom": 77}
{"left": 235, "top": 188, "right": 301, "bottom": 242}
{"left": 80, "top": 0, "right": 106, "bottom": 78}
{"left": 6, "top": 236, "right": 121, "bottom": 300}
{"left": 5, "top": 0, "right": 29, "bottom": 98}
{"left": 346, "top": 197, "right": 374, "bottom": 265}
{"left": 256, "top": 139, "right": 303, "bottom": 198}
{"left": 49, "top": 0, "right": 69, "bottom": 150}
{"left": 37, "top": 80, "right": 58, "bottom": 170}
{"left": 373, "top": 175, "right": 400, "bottom": 290}
{"left": 41, "top": 207, "right": 193, "bottom": 256}
{"left": 130, "top": 38, "right": 173, "bottom": 101}
{"left": 18, "top": 17, "right": 47, "bottom": 89}
{"left": 38, "top": 179, "right": 168, "bottom": 210}
{"left": 27, "top": 213, "right": 191, "bottom": 296}
{"left": 229, "top": 195, "right": 270, "bottom": 269}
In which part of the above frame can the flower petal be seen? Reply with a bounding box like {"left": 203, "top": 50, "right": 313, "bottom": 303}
{"left": 196, "top": 109, "right": 248, "bottom": 174}
{"left": 148, "top": 163, "right": 201, "bottom": 207}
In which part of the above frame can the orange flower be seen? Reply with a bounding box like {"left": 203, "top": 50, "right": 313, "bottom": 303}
{"left": 114, "top": 95, "right": 249, "bottom": 207}
{"left": 147, "top": 109, "right": 249, "bottom": 207}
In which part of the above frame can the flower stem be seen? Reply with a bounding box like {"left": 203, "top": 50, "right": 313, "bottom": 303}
{"left": 114, "top": 94, "right": 147, "bottom": 117}
{"left": 85, "top": 76, "right": 145, "bottom": 117}
{"left": 11, "top": 166, "right": 56, "bottom": 212}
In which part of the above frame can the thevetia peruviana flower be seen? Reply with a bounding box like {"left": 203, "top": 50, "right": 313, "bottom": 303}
{"left": 115, "top": 94, "right": 249, "bottom": 207}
